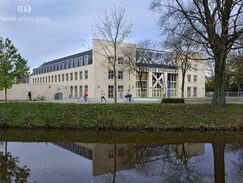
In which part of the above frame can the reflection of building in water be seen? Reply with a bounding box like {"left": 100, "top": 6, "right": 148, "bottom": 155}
{"left": 176, "top": 143, "right": 205, "bottom": 158}
{"left": 54, "top": 143, "right": 205, "bottom": 176}
{"left": 54, "top": 143, "right": 135, "bottom": 176}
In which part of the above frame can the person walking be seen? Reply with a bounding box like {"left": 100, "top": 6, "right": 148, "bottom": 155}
{"left": 83, "top": 91, "right": 88, "bottom": 102}
{"left": 101, "top": 91, "right": 107, "bottom": 102}
{"left": 28, "top": 91, "right": 32, "bottom": 101}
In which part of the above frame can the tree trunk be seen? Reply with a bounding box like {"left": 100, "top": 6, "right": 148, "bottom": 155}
{"left": 212, "top": 143, "right": 225, "bottom": 183}
{"left": 114, "top": 47, "right": 117, "bottom": 104}
{"left": 212, "top": 55, "right": 226, "bottom": 107}
{"left": 4, "top": 88, "right": 7, "bottom": 103}
{"left": 181, "top": 72, "right": 186, "bottom": 98}
{"left": 139, "top": 74, "right": 143, "bottom": 98}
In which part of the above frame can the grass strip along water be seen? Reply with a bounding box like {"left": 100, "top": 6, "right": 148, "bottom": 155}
{"left": 0, "top": 103, "right": 242, "bottom": 131}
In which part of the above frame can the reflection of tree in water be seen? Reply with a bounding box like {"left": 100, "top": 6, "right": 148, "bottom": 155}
{"left": 0, "top": 141, "right": 31, "bottom": 183}
{"left": 226, "top": 143, "right": 243, "bottom": 182}
{"left": 132, "top": 144, "right": 204, "bottom": 183}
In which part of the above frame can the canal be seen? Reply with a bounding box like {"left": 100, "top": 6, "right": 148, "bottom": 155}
{"left": 0, "top": 129, "right": 243, "bottom": 183}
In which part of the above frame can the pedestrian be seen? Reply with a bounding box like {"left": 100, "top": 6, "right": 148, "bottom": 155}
{"left": 83, "top": 91, "right": 88, "bottom": 102}
{"left": 101, "top": 91, "right": 107, "bottom": 102}
{"left": 28, "top": 91, "right": 32, "bottom": 101}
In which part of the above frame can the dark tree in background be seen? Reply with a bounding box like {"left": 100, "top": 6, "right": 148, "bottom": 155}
{"left": 150, "top": 0, "right": 243, "bottom": 107}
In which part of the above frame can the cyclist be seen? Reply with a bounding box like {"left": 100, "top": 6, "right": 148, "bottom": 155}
{"left": 83, "top": 91, "right": 88, "bottom": 102}
{"left": 125, "top": 90, "right": 132, "bottom": 102}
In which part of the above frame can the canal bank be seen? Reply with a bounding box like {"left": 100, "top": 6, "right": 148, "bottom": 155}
{"left": 0, "top": 103, "right": 242, "bottom": 130}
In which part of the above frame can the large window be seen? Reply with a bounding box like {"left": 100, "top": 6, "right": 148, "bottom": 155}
{"left": 66, "top": 60, "right": 69, "bottom": 69}
{"left": 75, "top": 86, "right": 78, "bottom": 98}
{"left": 194, "top": 75, "right": 197, "bottom": 83}
{"left": 51, "top": 76, "right": 54, "bottom": 83}
{"left": 84, "top": 55, "right": 88, "bottom": 65}
{"left": 187, "top": 87, "right": 191, "bottom": 97}
{"left": 48, "top": 76, "right": 50, "bottom": 83}
{"left": 74, "top": 58, "right": 78, "bottom": 67}
{"left": 152, "top": 72, "right": 163, "bottom": 97}
{"left": 55, "top": 75, "right": 57, "bottom": 82}
{"left": 58, "top": 74, "right": 61, "bottom": 82}
{"left": 66, "top": 73, "right": 69, "bottom": 81}
{"left": 62, "top": 74, "right": 65, "bottom": 82}
{"left": 188, "top": 75, "right": 191, "bottom": 82}
{"left": 80, "top": 71, "right": 83, "bottom": 80}
{"left": 85, "top": 71, "right": 88, "bottom": 79}
{"left": 70, "top": 73, "right": 73, "bottom": 81}
{"left": 62, "top": 62, "right": 65, "bottom": 69}
{"left": 193, "top": 87, "right": 197, "bottom": 97}
{"left": 79, "top": 57, "right": 83, "bottom": 66}
{"left": 84, "top": 85, "right": 88, "bottom": 92}
{"left": 118, "top": 71, "right": 123, "bottom": 80}
{"left": 79, "top": 85, "right": 83, "bottom": 97}
{"left": 168, "top": 74, "right": 177, "bottom": 97}
{"left": 75, "top": 72, "right": 78, "bottom": 80}
{"left": 108, "top": 85, "right": 114, "bottom": 98}
{"left": 70, "top": 59, "right": 73, "bottom": 68}
{"left": 118, "top": 57, "right": 123, "bottom": 64}
{"left": 70, "top": 86, "right": 73, "bottom": 98}
{"left": 108, "top": 70, "right": 113, "bottom": 79}
{"left": 118, "top": 85, "right": 124, "bottom": 98}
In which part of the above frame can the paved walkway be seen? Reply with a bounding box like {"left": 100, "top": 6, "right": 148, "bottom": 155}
{"left": 44, "top": 97, "right": 243, "bottom": 104}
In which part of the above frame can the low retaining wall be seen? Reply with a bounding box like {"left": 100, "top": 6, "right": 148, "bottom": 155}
{"left": 0, "top": 84, "right": 70, "bottom": 101}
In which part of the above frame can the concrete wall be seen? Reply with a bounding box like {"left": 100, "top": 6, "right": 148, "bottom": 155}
{"left": 0, "top": 84, "right": 69, "bottom": 101}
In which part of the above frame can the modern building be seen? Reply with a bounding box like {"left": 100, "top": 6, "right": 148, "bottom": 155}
{"left": 29, "top": 39, "right": 205, "bottom": 99}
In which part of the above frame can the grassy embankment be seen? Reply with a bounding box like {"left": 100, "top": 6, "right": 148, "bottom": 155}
{"left": 0, "top": 103, "right": 242, "bottom": 130}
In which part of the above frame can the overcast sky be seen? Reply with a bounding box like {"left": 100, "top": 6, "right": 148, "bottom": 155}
{"left": 0, "top": 0, "right": 161, "bottom": 70}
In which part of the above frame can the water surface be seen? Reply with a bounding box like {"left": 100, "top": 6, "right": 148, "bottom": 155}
{"left": 0, "top": 129, "right": 243, "bottom": 183}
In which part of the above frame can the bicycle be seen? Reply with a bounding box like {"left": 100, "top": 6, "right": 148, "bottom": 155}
{"left": 36, "top": 95, "right": 46, "bottom": 101}
{"left": 123, "top": 96, "right": 136, "bottom": 103}
{"left": 78, "top": 97, "right": 90, "bottom": 103}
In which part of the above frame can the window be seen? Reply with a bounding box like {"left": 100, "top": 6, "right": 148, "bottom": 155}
{"left": 75, "top": 72, "right": 78, "bottom": 80}
{"left": 51, "top": 76, "right": 54, "bottom": 83}
{"left": 74, "top": 58, "right": 78, "bottom": 67}
{"left": 58, "top": 74, "right": 61, "bottom": 82}
{"left": 75, "top": 86, "right": 78, "bottom": 98}
{"left": 194, "top": 75, "right": 197, "bottom": 82}
{"left": 70, "top": 59, "right": 73, "bottom": 68}
{"left": 187, "top": 87, "right": 191, "bottom": 97}
{"left": 118, "top": 71, "right": 123, "bottom": 79}
{"left": 66, "top": 60, "right": 69, "bottom": 69}
{"left": 118, "top": 85, "right": 123, "bottom": 98}
{"left": 108, "top": 85, "right": 114, "bottom": 98}
{"left": 62, "top": 62, "right": 65, "bottom": 69}
{"left": 84, "top": 55, "right": 88, "bottom": 65}
{"left": 85, "top": 70, "right": 88, "bottom": 79}
{"left": 79, "top": 71, "right": 83, "bottom": 80}
{"left": 85, "top": 85, "right": 88, "bottom": 92}
{"left": 58, "top": 63, "right": 61, "bottom": 70}
{"left": 45, "top": 77, "right": 47, "bottom": 83}
{"left": 194, "top": 64, "right": 198, "bottom": 71}
{"left": 48, "top": 76, "right": 50, "bottom": 83}
{"left": 188, "top": 75, "right": 191, "bottom": 82}
{"left": 193, "top": 87, "right": 197, "bottom": 97}
{"left": 66, "top": 73, "right": 69, "bottom": 81}
{"left": 79, "top": 57, "right": 83, "bottom": 66}
{"left": 118, "top": 57, "right": 123, "bottom": 64}
{"left": 79, "top": 85, "right": 83, "bottom": 97}
{"left": 70, "top": 72, "right": 73, "bottom": 81}
{"left": 108, "top": 70, "right": 113, "bottom": 79}
{"left": 55, "top": 75, "right": 57, "bottom": 82}
{"left": 55, "top": 64, "right": 58, "bottom": 71}
{"left": 32, "top": 79, "right": 34, "bottom": 83}
{"left": 70, "top": 86, "right": 73, "bottom": 98}
{"left": 62, "top": 74, "right": 65, "bottom": 82}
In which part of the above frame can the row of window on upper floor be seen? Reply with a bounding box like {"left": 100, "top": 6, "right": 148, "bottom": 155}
{"left": 33, "top": 55, "right": 91, "bottom": 75}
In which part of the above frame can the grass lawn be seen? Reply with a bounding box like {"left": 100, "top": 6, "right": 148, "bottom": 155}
{"left": 0, "top": 103, "right": 242, "bottom": 130}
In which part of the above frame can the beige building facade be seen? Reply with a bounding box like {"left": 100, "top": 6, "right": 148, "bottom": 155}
{"left": 29, "top": 39, "right": 205, "bottom": 100}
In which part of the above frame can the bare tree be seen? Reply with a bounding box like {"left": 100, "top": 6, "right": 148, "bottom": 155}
{"left": 122, "top": 40, "right": 154, "bottom": 97}
{"left": 150, "top": 0, "right": 243, "bottom": 107}
{"left": 93, "top": 6, "right": 132, "bottom": 103}
{"left": 164, "top": 36, "right": 201, "bottom": 98}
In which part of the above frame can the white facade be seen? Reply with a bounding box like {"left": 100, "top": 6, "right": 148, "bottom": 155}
{"left": 29, "top": 39, "right": 205, "bottom": 100}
